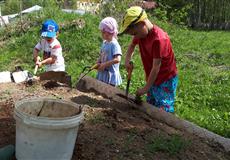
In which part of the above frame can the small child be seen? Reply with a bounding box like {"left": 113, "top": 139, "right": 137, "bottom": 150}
{"left": 96, "top": 17, "right": 122, "bottom": 86}
{"left": 119, "top": 6, "right": 178, "bottom": 113}
{"left": 33, "top": 19, "right": 65, "bottom": 72}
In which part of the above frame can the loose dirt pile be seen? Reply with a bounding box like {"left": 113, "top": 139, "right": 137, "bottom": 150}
{"left": 0, "top": 82, "right": 229, "bottom": 160}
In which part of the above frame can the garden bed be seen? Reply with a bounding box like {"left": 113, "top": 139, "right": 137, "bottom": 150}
{"left": 0, "top": 80, "right": 229, "bottom": 160}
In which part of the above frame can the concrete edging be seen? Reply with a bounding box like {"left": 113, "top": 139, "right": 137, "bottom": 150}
{"left": 76, "top": 76, "right": 230, "bottom": 153}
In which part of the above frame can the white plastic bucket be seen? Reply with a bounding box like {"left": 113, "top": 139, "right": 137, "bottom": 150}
{"left": 14, "top": 98, "right": 84, "bottom": 160}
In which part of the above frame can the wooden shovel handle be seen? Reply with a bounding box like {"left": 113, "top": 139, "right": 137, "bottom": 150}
{"left": 127, "top": 61, "right": 134, "bottom": 80}
{"left": 34, "top": 65, "right": 38, "bottom": 75}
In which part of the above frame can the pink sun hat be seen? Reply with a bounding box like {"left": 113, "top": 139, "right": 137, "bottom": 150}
{"left": 99, "top": 17, "right": 118, "bottom": 37}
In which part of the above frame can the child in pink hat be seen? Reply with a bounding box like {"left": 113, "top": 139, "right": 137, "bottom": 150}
{"left": 96, "top": 17, "right": 122, "bottom": 86}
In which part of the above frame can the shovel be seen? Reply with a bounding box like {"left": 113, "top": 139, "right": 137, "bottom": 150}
{"left": 125, "top": 61, "right": 134, "bottom": 98}
{"left": 23, "top": 64, "right": 38, "bottom": 85}
{"left": 34, "top": 56, "right": 41, "bottom": 75}
{"left": 11, "top": 66, "right": 28, "bottom": 83}
{"left": 34, "top": 65, "right": 38, "bottom": 75}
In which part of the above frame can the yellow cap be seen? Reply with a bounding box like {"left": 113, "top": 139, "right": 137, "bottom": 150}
{"left": 119, "top": 6, "right": 147, "bottom": 34}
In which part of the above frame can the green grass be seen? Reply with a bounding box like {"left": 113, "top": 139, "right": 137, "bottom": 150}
{"left": 0, "top": 9, "right": 229, "bottom": 138}
{"left": 163, "top": 23, "right": 230, "bottom": 137}
{"left": 86, "top": 112, "right": 106, "bottom": 124}
{"left": 123, "top": 128, "right": 138, "bottom": 149}
{"left": 146, "top": 135, "right": 190, "bottom": 155}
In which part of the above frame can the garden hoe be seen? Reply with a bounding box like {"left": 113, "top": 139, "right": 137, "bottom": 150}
{"left": 75, "top": 63, "right": 99, "bottom": 86}
{"left": 123, "top": 61, "right": 142, "bottom": 105}
{"left": 125, "top": 61, "right": 133, "bottom": 98}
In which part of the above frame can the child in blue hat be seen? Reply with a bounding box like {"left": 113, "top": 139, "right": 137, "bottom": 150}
{"left": 33, "top": 19, "right": 65, "bottom": 72}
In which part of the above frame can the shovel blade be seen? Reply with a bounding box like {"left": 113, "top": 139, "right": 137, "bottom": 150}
{"left": 12, "top": 71, "right": 28, "bottom": 83}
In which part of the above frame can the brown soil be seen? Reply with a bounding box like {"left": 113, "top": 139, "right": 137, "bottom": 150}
{"left": 0, "top": 81, "right": 229, "bottom": 160}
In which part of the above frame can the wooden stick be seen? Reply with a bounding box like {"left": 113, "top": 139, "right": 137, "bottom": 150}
{"left": 34, "top": 65, "right": 38, "bottom": 75}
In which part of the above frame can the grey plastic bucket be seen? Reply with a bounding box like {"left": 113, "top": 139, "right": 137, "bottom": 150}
{"left": 14, "top": 98, "right": 83, "bottom": 160}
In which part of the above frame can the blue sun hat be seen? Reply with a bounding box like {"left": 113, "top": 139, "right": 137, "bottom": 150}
{"left": 41, "top": 19, "right": 59, "bottom": 38}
